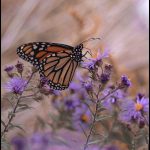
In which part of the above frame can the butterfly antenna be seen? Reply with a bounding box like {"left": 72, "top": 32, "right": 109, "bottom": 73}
{"left": 81, "top": 37, "right": 101, "bottom": 44}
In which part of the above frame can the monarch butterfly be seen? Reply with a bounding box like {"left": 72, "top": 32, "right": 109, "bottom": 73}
{"left": 16, "top": 38, "right": 100, "bottom": 90}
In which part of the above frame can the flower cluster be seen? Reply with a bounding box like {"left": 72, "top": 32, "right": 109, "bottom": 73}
{"left": 2, "top": 47, "right": 149, "bottom": 150}
{"left": 4, "top": 77, "right": 27, "bottom": 95}
{"left": 119, "top": 94, "right": 149, "bottom": 127}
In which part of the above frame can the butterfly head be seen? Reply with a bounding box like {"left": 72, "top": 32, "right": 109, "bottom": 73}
{"left": 72, "top": 44, "right": 83, "bottom": 62}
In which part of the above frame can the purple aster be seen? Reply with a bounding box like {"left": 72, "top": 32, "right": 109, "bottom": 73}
{"left": 102, "top": 89, "right": 125, "bottom": 111}
{"left": 100, "top": 64, "right": 112, "bottom": 84}
{"left": 15, "top": 61, "right": 24, "bottom": 74}
{"left": 40, "top": 76, "right": 48, "bottom": 87}
{"left": 72, "top": 104, "right": 92, "bottom": 131}
{"left": 119, "top": 95, "right": 149, "bottom": 126}
{"left": 82, "top": 80, "right": 93, "bottom": 92}
{"left": 11, "top": 136, "right": 26, "bottom": 150}
{"left": 4, "top": 77, "right": 27, "bottom": 94}
{"left": 102, "top": 145, "right": 119, "bottom": 150}
{"left": 4, "top": 65, "right": 14, "bottom": 72}
{"left": 82, "top": 60, "right": 96, "bottom": 70}
{"left": 120, "top": 75, "right": 131, "bottom": 88}
{"left": 104, "top": 64, "right": 112, "bottom": 73}
{"left": 100, "top": 73, "right": 110, "bottom": 84}
{"left": 94, "top": 48, "right": 109, "bottom": 61}
{"left": 29, "top": 133, "right": 49, "bottom": 150}
{"left": 75, "top": 72, "right": 93, "bottom": 92}
{"left": 69, "top": 81, "right": 82, "bottom": 92}
{"left": 82, "top": 48, "right": 109, "bottom": 70}
{"left": 64, "top": 95, "right": 80, "bottom": 111}
{"left": 4, "top": 65, "right": 14, "bottom": 77}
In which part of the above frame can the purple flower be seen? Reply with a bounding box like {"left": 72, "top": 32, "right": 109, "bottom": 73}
{"left": 15, "top": 61, "right": 24, "bottom": 74}
{"left": 29, "top": 133, "right": 49, "bottom": 150}
{"left": 40, "top": 76, "right": 48, "bottom": 87}
{"left": 11, "top": 133, "right": 50, "bottom": 150}
{"left": 75, "top": 72, "right": 93, "bottom": 92}
{"left": 82, "top": 60, "right": 96, "bottom": 70}
{"left": 102, "top": 145, "right": 119, "bottom": 150}
{"left": 82, "top": 49, "right": 109, "bottom": 70}
{"left": 4, "top": 77, "right": 27, "bottom": 94}
{"left": 120, "top": 75, "right": 131, "bottom": 87}
{"left": 4, "top": 65, "right": 14, "bottom": 72}
{"left": 82, "top": 80, "right": 93, "bottom": 92}
{"left": 64, "top": 95, "right": 80, "bottom": 111}
{"left": 104, "top": 64, "right": 112, "bottom": 73}
{"left": 102, "top": 89, "right": 125, "bottom": 111}
{"left": 11, "top": 136, "right": 26, "bottom": 150}
{"left": 72, "top": 104, "right": 92, "bottom": 131}
{"left": 100, "top": 64, "right": 112, "bottom": 84}
{"left": 95, "top": 48, "right": 109, "bottom": 61}
{"left": 69, "top": 81, "right": 82, "bottom": 92}
{"left": 119, "top": 95, "right": 149, "bottom": 126}
{"left": 100, "top": 73, "right": 110, "bottom": 84}
{"left": 4, "top": 65, "right": 14, "bottom": 77}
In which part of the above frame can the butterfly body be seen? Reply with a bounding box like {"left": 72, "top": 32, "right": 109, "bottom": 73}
{"left": 17, "top": 42, "right": 83, "bottom": 90}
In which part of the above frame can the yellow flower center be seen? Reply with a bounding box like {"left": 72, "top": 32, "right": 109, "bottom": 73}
{"left": 135, "top": 103, "right": 143, "bottom": 111}
{"left": 81, "top": 114, "right": 89, "bottom": 123}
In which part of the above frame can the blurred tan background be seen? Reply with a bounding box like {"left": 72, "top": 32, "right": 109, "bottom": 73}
{"left": 2, "top": 0, "right": 149, "bottom": 92}
{"left": 1, "top": 0, "right": 149, "bottom": 149}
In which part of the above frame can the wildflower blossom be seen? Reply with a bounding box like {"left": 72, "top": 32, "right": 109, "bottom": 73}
{"left": 94, "top": 48, "right": 109, "bottom": 66}
{"left": 4, "top": 65, "right": 14, "bottom": 77}
{"left": 119, "top": 94, "right": 149, "bottom": 127}
{"left": 72, "top": 104, "right": 92, "bottom": 131}
{"left": 11, "top": 133, "right": 49, "bottom": 150}
{"left": 120, "top": 75, "right": 131, "bottom": 87}
{"left": 40, "top": 76, "right": 48, "bottom": 87}
{"left": 82, "top": 80, "right": 93, "bottom": 92}
{"left": 15, "top": 61, "right": 24, "bottom": 74}
{"left": 11, "top": 136, "right": 26, "bottom": 150}
{"left": 75, "top": 72, "right": 93, "bottom": 92}
{"left": 82, "top": 60, "right": 96, "bottom": 70}
{"left": 4, "top": 65, "right": 14, "bottom": 72}
{"left": 4, "top": 77, "right": 27, "bottom": 94}
{"left": 29, "top": 133, "right": 49, "bottom": 150}
{"left": 69, "top": 81, "right": 82, "bottom": 92}
{"left": 82, "top": 49, "right": 109, "bottom": 70}
{"left": 100, "top": 73, "right": 110, "bottom": 84}
{"left": 100, "top": 64, "right": 112, "bottom": 84}
{"left": 64, "top": 95, "right": 80, "bottom": 111}
{"left": 102, "top": 88, "right": 125, "bottom": 111}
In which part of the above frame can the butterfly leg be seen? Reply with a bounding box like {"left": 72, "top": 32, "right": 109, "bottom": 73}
{"left": 82, "top": 51, "right": 92, "bottom": 59}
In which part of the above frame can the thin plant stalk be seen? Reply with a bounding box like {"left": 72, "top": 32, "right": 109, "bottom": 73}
{"left": 1, "top": 72, "right": 35, "bottom": 138}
